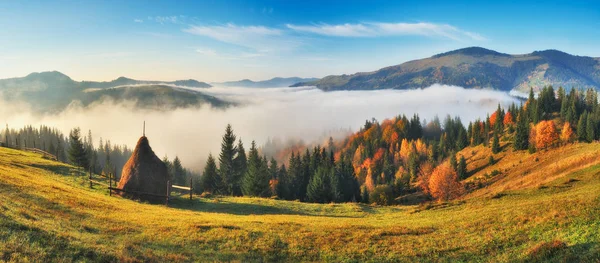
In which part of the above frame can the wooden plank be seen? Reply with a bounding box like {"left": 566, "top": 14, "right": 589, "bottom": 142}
{"left": 171, "top": 185, "right": 191, "bottom": 191}
{"left": 89, "top": 180, "right": 109, "bottom": 187}
{"left": 109, "top": 187, "right": 168, "bottom": 198}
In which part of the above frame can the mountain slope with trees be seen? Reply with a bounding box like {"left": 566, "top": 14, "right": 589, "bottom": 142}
{"left": 0, "top": 71, "right": 224, "bottom": 112}
{"left": 292, "top": 47, "right": 600, "bottom": 94}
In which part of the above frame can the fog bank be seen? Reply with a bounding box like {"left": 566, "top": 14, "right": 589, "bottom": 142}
{"left": 0, "top": 84, "right": 519, "bottom": 171}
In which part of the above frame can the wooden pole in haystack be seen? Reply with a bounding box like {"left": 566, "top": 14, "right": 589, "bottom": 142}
{"left": 166, "top": 180, "right": 170, "bottom": 206}
{"left": 109, "top": 172, "right": 112, "bottom": 196}
{"left": 189, "top": 177, "right": 193, "bottom": 201}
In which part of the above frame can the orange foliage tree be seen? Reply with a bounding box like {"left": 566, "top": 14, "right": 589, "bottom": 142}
{"left": 428, "top": 162, "right": 464, "bottom": 201}
{"left": 503, "top": 112, "right": 514, "bottom": 126}
{"left": 399, "top": 139, "right": 414, "bottom": 164}
{"left": 416, "top": 162, "right": 434, "bottom": 194}
{"left": 535, "top": 120, "right": 559, "bottom": 150}
{"left": 489, "top": 112, "right": 498, "bottom": 127}
{"left": 560, "top": 122, "right": 575, "bottom": 144}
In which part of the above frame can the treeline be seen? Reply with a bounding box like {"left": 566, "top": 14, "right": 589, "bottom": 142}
{"left": 201, "top": 86, "right": 599, "bottom": 205}
{"left": 0, "top": 125, "right": 196, "bottom": 183}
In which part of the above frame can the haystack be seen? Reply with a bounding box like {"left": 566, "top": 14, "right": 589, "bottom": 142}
{"left": 117, "top": 136, "right": 171, "bottom": 203}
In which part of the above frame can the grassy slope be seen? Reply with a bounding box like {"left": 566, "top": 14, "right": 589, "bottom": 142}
{"left": 0, "top": 146, "right": 599, "bottom": 262}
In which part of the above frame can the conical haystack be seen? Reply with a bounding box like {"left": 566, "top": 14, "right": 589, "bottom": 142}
{"left": 117, "top": 136, "right": 170, "bottom": 202}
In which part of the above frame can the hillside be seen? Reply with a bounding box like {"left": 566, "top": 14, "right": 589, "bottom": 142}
{"left": 213, "top": 77, "right": 318, "bottom": 88}
{"left": 1, "top": 146, "right": 599, "bottom": 262}
{"left": 292, "top": 47, "right": 600, "bottom": 94}
{"left": 0, "top": 71, "right": 221, "bottom": 112}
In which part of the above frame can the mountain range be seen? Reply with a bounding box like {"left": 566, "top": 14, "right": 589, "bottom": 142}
{"left": 212, "top": 77, "right": 318, "bottom": 88}
{"left": 0, "top": 71, "right": 224, "bottom": 112}
{"left": 291, "top": 47, "right": 600, "bottom": 94}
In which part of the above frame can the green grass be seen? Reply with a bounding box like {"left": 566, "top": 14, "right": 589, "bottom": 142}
{"left": 1, "top": 146, "right": 599, "bottom": 262}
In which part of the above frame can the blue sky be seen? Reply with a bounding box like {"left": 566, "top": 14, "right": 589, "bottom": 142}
{"left": 0, "top": 0, "right": 599, "bottom": 82}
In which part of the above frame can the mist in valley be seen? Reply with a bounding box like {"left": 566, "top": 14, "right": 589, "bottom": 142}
{"left": 0, "top": 84, "right": 519, "bottom": 171}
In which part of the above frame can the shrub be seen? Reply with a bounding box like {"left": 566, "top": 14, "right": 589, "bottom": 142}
{"left": 369, "top": 185, "right": 394, "bottom": 205}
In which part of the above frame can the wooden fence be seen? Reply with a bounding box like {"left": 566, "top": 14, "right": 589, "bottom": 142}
{"left": 88, "top": 170, "right": 194, "bottom": 206}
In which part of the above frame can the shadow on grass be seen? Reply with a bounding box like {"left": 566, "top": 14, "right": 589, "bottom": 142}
{"left": 30, "top": 163, "right": 78, "bottom": 176}
{"left": 167, "top": 196, "right": 369, "bottom": 217}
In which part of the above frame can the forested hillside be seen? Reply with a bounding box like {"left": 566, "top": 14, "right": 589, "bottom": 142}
{"left": 201, "top": 85, "right": 600, "bottom": 205}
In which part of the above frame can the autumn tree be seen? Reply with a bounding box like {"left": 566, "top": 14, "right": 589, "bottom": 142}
{"left": 503, "top": 112, "right": 514, "bottom": 126}
{"left": 428, "top": 162, "right": 464, "bottom": 201}
{"left": 535, "top": 120, "right": 558, "bottom": 150}
{"left": 560, "top": 122, "right": 575, "bottom": 144}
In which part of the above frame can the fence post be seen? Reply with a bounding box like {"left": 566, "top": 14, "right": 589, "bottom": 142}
{"left": 166, "top": 180, "right": 170, "bottom": 206}
{"left": 109, "top": 173, "right": 112, "bottom": 196}
{"left": 89, "top": 167, "right": 92, "bottom": 189}
{"left": 189, "top": 177, "right": 193, "bottom": 201}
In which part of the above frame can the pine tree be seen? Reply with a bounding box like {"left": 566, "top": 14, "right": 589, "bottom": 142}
{"left": 242, "top": 141, "right": 270, "bottom": 197}
{"left": 577, "top": 112, "right": 587, "bottom": 142}
{"left": 218, "top": 124, "right": 237, "bottom": 195}
{"left": 307, "top": 167, "right": 333, "bottom": 203}
{"left": 449, "top": 152, "right": 457, "bottom": 171}
{"left": 586, "top": 113, "right": 595, "bottom": 142}
{"left": 492, "top": 132, "right": 500, "bottom": 154}
{"left": 232, "top": 139, "right": 247, "bottom": 196}
{"left": 68, "top": 128, "right": 88, "bottom": 171}
{"left": 457, "top": 155, "right": 467, "bottom": 180}
{"left": 201, "top": 154, "right": 219, "bottom": 194}
{"left": 514, "top": 111, "right": 529, "bottom": 150}
{"left": 172, "top": 156, "right": 186, "bottom": 185}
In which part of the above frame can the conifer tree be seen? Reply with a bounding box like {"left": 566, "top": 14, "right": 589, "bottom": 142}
{"left": 232, "top": 139, "right": 247, "bottom": 196}
{"left": 586, "top": 113, "right": 595, "bottom": 142}
{"left": 218, "top": 124, "right": 237, "bottom": 195}
{"left": 172, "top": 156, "right": 186, "bottom": 185}
{"left": 514, "top": 111, "right": 529, "bottom": 150}
{"left": 202, "top": 154, "right": 219, "bottom": 193}
{"left": 577, "top": 112, "right": 587, "bottom": 142}
{"left": 306, "top": 167, "right": 333, "bottom": 203}
{"left": 457, "top": 155, "right": 467, "bottom": 180}
{"left": 68, "top": 127, "right": 88, "bottom": 171}
{"left": 492, "top": 132, "right": 500, "bottom": 154}
{"left": 242, "top": 141, "right": 270, "bottom": 197}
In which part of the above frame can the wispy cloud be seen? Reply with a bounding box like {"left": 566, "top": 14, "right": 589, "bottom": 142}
{"left": 184, "top": 23, "right": 299, "bottom": 53}
{"left": 287, "top": 22, "right": 486, "bottom": 41}
{"left": 195, "top": 48, "right": 266, "bottom": 60}
{"left": 134, "top": 19, "right": 143, "bottom": 23}
{"left": 148, "top": 15, "right": 184, "bottom": 24}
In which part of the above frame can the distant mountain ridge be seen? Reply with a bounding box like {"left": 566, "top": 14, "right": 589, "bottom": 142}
{"left": 213, "top": 77, "right": 318, "bottom": 88}
{"left": 291, "top": 47, "right": 600, "bottom": 93}
{"left": 0, "top": 71, "right": 225, "bottom": 112}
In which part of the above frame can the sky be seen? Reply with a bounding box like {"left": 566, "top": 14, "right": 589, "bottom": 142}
{"left": 0, "top": 0, "right": 599, "bottom": 82}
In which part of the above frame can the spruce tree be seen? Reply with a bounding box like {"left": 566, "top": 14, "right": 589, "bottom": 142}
{"left": 232, "top": 139, "right": 247, "bottom": 196}
{"left": 586, "top": 113, "right": 595, "bottom": 142}
{"left": 242, "top": 141, "right": 270, "bottom": 197}
{"left": 307, "top": 167, "right": 333, "bottom": 203}
{"left": 202, "top": 154, "right": 219, "bottom": 193}
{"left": 514, "top": 111, "right": 529, "bottom": 150}
{"left": 218, "top": 124, "right": 237, "bottom": 195}
{"left": 577, "top": 112, "right": 587, "bottom": 142}
{"left": 457, "top": 155, "right": 467, "bottom": 180}
{"left": 173, "top": 156, "right": 186, "bottom": 185}
{"left": 68, "top": 128, "right": 88, "bottom": 171}
{"left": 492, "top": 132, "right": 500, "bottom": 154}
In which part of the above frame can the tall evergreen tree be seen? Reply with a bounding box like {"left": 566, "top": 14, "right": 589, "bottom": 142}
{"left": 457, "top": 155, "right": 467, "bottom": 180}
{"left": 232, "top": 139, "right": 247, "bottom": 196}
{"left": 514, "top": 111, "right": 529, "bottom": 150}
{"left": 306, "top": 167, "right": 333, "bottom": 203}
{"left": 218, "top": 124, "right": 237, "bottom": 195}
{"left": 242, "top": 141, "right": 271, "bottom": 197}
{"left": 172, "top": 156, "right": 186, "bottom": 185}
{"left": 586, "top": 113, "right": 595, "bottom": 142}
{"left": 577, "top": 112, "right": 587, "bottom": 142}
{"left": 492, "top": 132, "right": 500, "bottom": 154}
{"left": 201, "top": 154, "right": 219, "bottom": 193}
{"left": 68, "top": 128, "right": 88, "bottom": 171}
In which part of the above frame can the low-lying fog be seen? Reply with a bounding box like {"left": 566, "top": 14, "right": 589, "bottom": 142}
{"left": 1, "top": 84, "right": 519, "bottom": 171}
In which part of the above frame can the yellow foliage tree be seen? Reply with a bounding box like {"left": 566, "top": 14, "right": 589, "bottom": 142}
{"left": 415, "top": 139, "right": 427, "bottom": 157}
{"left": 399, "top": 139, "right": 414, "bottom": 164}
{"left": 535, "top": 120, "right": 558, "bottom": 150}
{"left": 560, "top": 122, "right": 574, "bottom": 144}
{"left": 428, "top": 162, "right": 464, "bottom": 201}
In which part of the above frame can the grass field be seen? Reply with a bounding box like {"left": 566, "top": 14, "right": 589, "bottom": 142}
{"left": 1, "top": 145, "right": 599, "bottom": 262}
